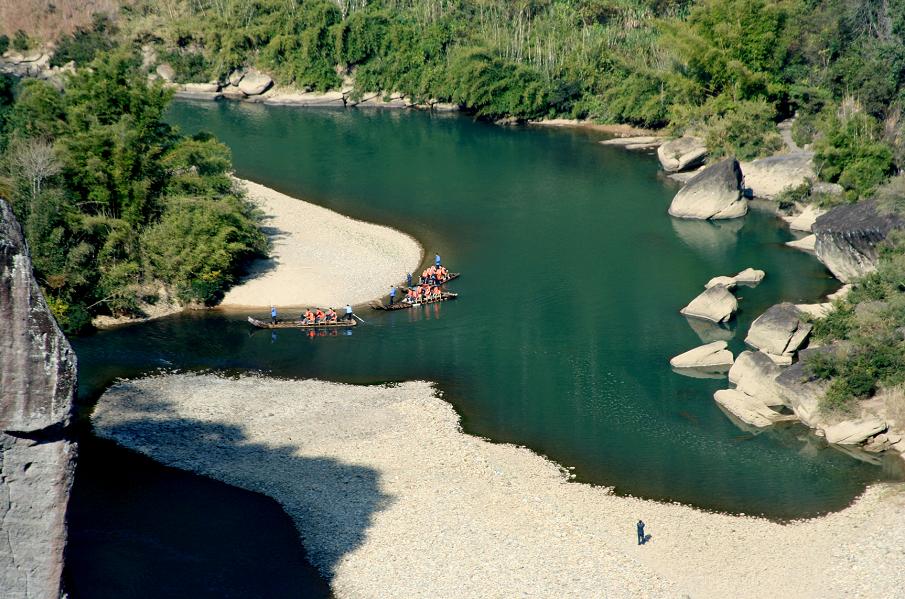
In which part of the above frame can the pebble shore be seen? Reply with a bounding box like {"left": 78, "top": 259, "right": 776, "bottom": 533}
{"left": 93, "top": 374, "right": 905, "bottom": 599}
{"left": 220, "top": 179, "right": 422, "bottom": 309}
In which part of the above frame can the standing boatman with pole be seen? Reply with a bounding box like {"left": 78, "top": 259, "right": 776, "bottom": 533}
{"left": 270, "top": 305, "right": 277, "bottom": 324}
{"left": 435, "top": 252, "right": 441, "bottom": 268}
{"left": 345, "top": 303, "right": 353, "bottom": 322}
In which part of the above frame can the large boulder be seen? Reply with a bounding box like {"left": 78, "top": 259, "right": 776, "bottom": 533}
{"left": 680, "top": 284, "right": 738, "bottom": 323}
{"left": 657, "top": 136, "right": 707, "bottom": 172}
{"left": 728, "top": 351, "right": 786, "bottom": 407}
{"left": 739, "top": 152, "right": 815, "bottom": 199}
{"left": 824, "top": 418, "right": 887, "bottom": 445}
{"left": 0, "top": 200, "right": 77, "bottom": 599}
{"left": 669, "top": 340, "right": 734, "bottom": 369}
{"left": 668, "top": 158, "right": 747, "bottom": 220}
{"left": 714, "top": 389, "right": 793, "bottom": 428}
{"left": 228, "top": 69, "right": 245, "bottom": 86}
{"left": 733, "top": 267, "right": 765, "bottom": 285}
{"left": 775, "top": 348, "right": 831, "bottom": 427}
{"left": 238, "top": 70, "right": 273, "bottom": 96}
{"left": 813, "top": 201, "right": 905, "bottom": 283}
{"left": 745, "top": 303, "right": 812, "bottom": 363}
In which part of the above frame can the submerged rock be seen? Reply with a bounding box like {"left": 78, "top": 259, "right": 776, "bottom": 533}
{"left": 0, "top": 200, "right": 77, "bottom": 599}
{"left": 680, "top": 284, "right": 738, "bottom": 323}
{"left": 668, "top": 158, "right": 747, "bottom": 220}
{"left": 740, "top": 152, "right": 815, "bottom": 199}
{"left": 669, "top": 341, "right": 734, "bottom": 369}
{"left": 745, "top": 303, "right": 812, "bottom": 362}
{"left": 813, "top": 201, "right": 905, "bottom": 283}
{"left": 657, "top": 136, "right": 707, "bottom": 172}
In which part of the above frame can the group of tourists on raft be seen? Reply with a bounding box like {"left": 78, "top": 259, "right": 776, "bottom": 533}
{"left": 419, "top": 263, "right": 452, "bottom": 285}
{"left": 269, "top": 304, "right": 354, "bottom": 325}
{"left": 386, "top": 253, "right": 453, "bottom": 306}
{"left": 402, "top": 284, "right": 443, "bottom": 305}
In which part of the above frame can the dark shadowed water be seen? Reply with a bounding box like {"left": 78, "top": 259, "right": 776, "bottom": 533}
{"left": 68, "top": 103, "right": 904, "bottom": 594}
{"left": 64, "top": 436, "right": 332, "bottom": 598}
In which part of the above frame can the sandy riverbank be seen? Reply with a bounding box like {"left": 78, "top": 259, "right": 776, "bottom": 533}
{"left": 94, "top": 374, "right": 905, "bottom": 599}
{"left": 529, "top": 118, "right": 658, "bottom": 137}
{"left": 220, "top": 179, "right": 422, "bottom": 309}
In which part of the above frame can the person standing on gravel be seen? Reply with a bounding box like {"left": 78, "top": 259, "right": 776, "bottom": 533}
{"left": 637, "top": 520, "right": 645, "bottom": 545}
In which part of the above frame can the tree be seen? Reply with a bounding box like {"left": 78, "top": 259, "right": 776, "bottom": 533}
{"left": 9, "top": 138, "right": 60, "bottom": 206}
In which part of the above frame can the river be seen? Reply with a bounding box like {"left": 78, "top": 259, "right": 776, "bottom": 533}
{"left": 66, "top": 102, "right": 903, "bottom": 595}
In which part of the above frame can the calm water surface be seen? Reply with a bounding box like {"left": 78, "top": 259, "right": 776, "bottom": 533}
{"left": 72, "top": 105, "right": 902, "bottom": 549}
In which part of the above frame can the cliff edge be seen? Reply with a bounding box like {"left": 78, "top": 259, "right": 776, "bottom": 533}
{"left": 0, "top": 200, "right": 77, "bottom": 599}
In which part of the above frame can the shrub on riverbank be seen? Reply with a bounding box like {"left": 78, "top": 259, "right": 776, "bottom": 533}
{"left": 0, "top": 51, "right": 266, "bottom": 332}
{"left": 50, "top": 15, "right": 115, "bottom": 67}
{"left": 810, "top": 231, "right": 905, "bottom": 412}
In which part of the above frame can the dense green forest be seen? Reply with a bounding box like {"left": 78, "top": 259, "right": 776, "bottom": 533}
{"left": 0, "top": 54, "right": 266, "bottom": 332}
{"left": 82, "top": 0, "right": 901, "bottom": 199}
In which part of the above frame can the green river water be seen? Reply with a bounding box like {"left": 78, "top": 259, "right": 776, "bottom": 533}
{"left": 72, "top": 102, "right": 903, "bottom": 535}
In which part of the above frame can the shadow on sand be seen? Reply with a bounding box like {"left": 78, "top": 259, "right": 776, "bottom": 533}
{"left": 65, "top": 395, "right": 390, "bottom": 598}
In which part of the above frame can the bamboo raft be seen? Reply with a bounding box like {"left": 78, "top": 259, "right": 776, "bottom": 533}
{"left": 247, "top": 316, "right": 357, "bottom": 329}
{"left": 371, "top": 292, "right": 458, "bottom": 311}
{"left": 417, "top": 272, "right": 460, "bottom": 285}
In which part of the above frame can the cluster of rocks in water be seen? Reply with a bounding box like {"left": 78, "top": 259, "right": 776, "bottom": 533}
{"left": 603, "top": 130, "right": 905, "bottom": 463}
{"left": 603, "top": 130, "right": 905, "bottom": 284}
{"left": 1, "top": 201, "right": 77, "bottom": 598}
{"left": 672, "top": 268, "right": 905, "bottom": 461}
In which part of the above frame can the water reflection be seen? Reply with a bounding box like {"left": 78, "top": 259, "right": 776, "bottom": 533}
{"left": 671, "top": 218, "right": 745, "bottom": 259}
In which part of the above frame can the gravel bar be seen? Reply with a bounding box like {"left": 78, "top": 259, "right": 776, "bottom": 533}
{"left": 93, "top": 374, "right": 905, "bottom": 599}
{"left": 220, "top": 179, "right": 422, "bottom": 309}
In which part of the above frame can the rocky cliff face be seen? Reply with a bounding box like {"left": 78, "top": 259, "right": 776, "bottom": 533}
{"left": 0, "top": 200, "right": 77, "bottom": 599}
{"left": 813, "top": 201, "right": 905, "bottom": 283}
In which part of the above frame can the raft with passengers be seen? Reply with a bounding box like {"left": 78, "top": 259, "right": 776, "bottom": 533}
{"left": 248, "top": 305, "right": 357, "bottom": 329}
{"left": 372, "top": 258, "right": 460, "bottom": 311}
